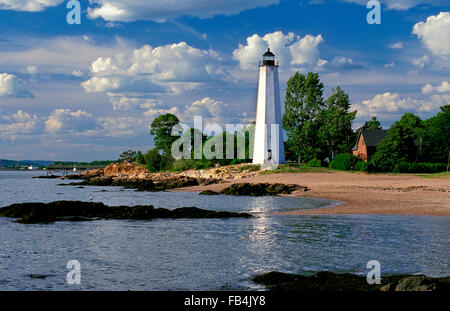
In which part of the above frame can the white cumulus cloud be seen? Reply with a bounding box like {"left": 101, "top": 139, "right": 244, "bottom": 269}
{"left": 233, "top": 31, "right": 325, "bottom": 70}
{"left": 96, "top": 116, "right": 147, "bottom": 137}
{"left": 184, "top": 97, "right": 228, "bottom": 123}
{"left": 0, "top": 110, "right": 39, "bottom": 140}
{"left": 82, "top": 42, "right": 226, "bottom": 96}
{"left": 0, "top": 73, "right": 33, "bottom": 98}
{"left": 413, "top": 12, "right": 450, "bottom": 60}
{"left": 354, "top": 91, "right": 448, "bottom": 121}
{"left": 87, "top": 0, "right": 279, "bottom": 22}
{"left": 45, "top": 109, "right": 96, "bottom": 133}
{"left": 422, "top": 81, "right": 450, "bottom": 94}
{"left": 0, "top": 36, "right": 131, "bottom": 75}
{"left": 0, "top": 0, "right": 63, "bottom": 12}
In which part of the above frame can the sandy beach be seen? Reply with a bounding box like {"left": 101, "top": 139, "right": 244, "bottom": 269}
{"left": 176, "top": 170, "right": 450, "bottom": 217}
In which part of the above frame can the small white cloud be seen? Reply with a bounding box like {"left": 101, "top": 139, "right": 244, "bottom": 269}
{"left": 96, "top": 116, "right": 147, "bottom": 137}
{"left": 412, "top": 55, "right": 430, "bottom": 68}
{"left": 105, "top": 22, "right": 123, "bottom": 28}
{"left": 107, "top": 94, "right": 163, "bottom": 111}
{"left": 142, "top": 106, "right": 180, "bottom": 119}
{"left": 26, "top": 65, "right": 38, "bottom": 75}
{"left": 384, "top": 62, "right": 395, "bottom": 68}
{"left": 332, "top": 56, "right": 353, "bottom": 66}
{"left": 342, "top": 0, "right": 440, "bottom": 11}
{"left": 0, "top": 73, "right": 34, "bottom": 98}
{"left": 71, "top": 70, "right": 84, "bottom": 77}
{"left": 389, "top": 42, "right": 404, "bottom": 49}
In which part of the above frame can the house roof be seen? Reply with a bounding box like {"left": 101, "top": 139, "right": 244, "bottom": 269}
{"left": 352, "top": 129, "right": 388, "bottom": 150}
{"left": 352, "top": 129, "right": 419, "bottom": 151}
{"left": 360, "top": 129, "right": 388, "bottom": 147}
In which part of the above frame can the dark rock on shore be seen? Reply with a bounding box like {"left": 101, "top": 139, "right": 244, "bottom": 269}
{"left": 199, "top": 190, "right": 221, "bottom": 195}
{"left": 252, "top": 271, "right": 450, "bottom": 291}
{"left": 219, "top": 183, "right": 308, "bottom": 196}
{"left": 28, "top": 274, "right": 48, "bottom": 279}
{"left": 61, "top": 176, "right": 206, "bottom": 191}
{"left": 32, "top": 175, "right": 61, "bottom": 179}
{"left": 0, "top": 201, "right": 252, "bottom": 224}
{"left": 379, "top": 275, "right": 448, "bottom": 291}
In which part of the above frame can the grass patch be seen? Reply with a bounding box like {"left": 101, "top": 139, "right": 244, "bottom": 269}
{"left": 259, "top": 165, "right": 328, "bottom": 175}
{"left": 240, "top": 165, "right": 261, "bottom": 172}
{"left": 419, "top": 171, "right": 450, "bottom": 179}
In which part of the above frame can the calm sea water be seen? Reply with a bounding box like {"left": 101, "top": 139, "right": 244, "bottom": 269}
{"left": 0, "top": 171, "right": 448, "bottom": 290}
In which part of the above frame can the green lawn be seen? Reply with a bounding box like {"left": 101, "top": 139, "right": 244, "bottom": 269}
{"left": 258, "top": 165, "right": 329, "bottom": 175}
{"left": 418, "top": 171, "right": 450, "bottom": 178}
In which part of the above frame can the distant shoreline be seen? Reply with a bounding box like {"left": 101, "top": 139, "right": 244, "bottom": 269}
{"left": 0, "top": 169, "right": 49, "bottom": 172}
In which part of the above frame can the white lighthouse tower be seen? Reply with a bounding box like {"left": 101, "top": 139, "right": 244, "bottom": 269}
{"left": 252, "top": 48, "right": 285, "bottom": 165}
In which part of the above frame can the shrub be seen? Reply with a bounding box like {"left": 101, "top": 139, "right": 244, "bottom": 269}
{"left": 172, "top": 159, "right": 195, "bottom": 172}
{"left": 144, "top": 148, "right": 162, "bottom": 172}
{"left": 306, "top": 158, "right": 322, "bottom": 167}
{"left": 241, "top": 165, "right": 260, "bottom": 172}
{"left": 354, "top": 161, "right": 369, "bottom": 172}
{"left": 194, "top": 159, "right": 214, "bottom": 170}
{"left": 393, "top": 162, "right": 446, "bottom": 173}
{"left": 329, "top": 153, "right": 359, "bottom": 170}
{"left": 136, "top": 151, "right": 146, "bottom": 165}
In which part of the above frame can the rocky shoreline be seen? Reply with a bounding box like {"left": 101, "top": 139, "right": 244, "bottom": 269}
{"left": 252, "top": 271, "right": 450, "bottom": 291}
{"left": 61, "top": 175, "right": 212, "bottom": 191}
{"left": 56, "top": 162, "right": 262, "bottom": 192}
{"left": 54, "top": 163, "right": 312, "bottom": 196}
{"left": 0, "top": 201, "right": 252, "bottom": 224}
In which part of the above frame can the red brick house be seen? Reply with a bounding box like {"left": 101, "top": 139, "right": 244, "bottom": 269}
{"left": 352, "top": 130, "right": 388, "bottom": 162}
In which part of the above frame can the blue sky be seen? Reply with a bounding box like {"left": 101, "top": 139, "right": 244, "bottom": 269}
{"left": 0, "top": 0, "right": 449, "bottom": 161}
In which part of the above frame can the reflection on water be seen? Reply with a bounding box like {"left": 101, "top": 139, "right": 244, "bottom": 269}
{"left": 0, "top": 171, "right": 449, "bottom": 290}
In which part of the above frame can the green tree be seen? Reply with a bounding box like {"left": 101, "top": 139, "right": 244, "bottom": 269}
{"left": 421, "top": 105, "right": 450, "bottom": 163}
{"left": 282, "top": 72, "right": 324, "bottom": 163}
{"left": 318, "top": 86, "right": 357, "bottom": 158}
{"left": 371, "top": 113, "right": 421, "bottom": 171}
{"left": 364, "top": 116, "right": 382, "bottom": 130}
{"left": 189, "top": 128, "right": 208, "bottom": 160}
{"left": 136, "top": 151, "right": 146, "bottom": 164}
{"left": 150, "top": 113, "right": 180, "bottom": 156}
{"left": 144, "top": 148, "right": 162, "bottom": 172}
{"left": 119, "top": 150, "right": 137, "bottom": 162}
